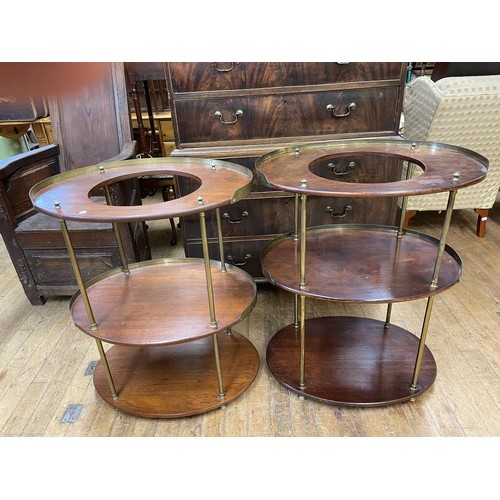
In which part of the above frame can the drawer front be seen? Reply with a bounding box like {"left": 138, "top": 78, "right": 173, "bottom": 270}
{"left": 174, "top": 95, "right": 286, "bottom": 144}
{"left": 285, "top": 86, "right": 400, "bottom": 137}
{"left": 308, "top": 196, "right": 398, "bottom": 226}
{"left": 185, "top": 238, "right": 271, "bottom": 279}
{"left": 174, "top": 86, "right": 400, "bottom": 145}
{"left": 168, "top": 62, "right": 247, "bottom": 92}
{"left": 168, "top": 62, "right": 404, "bottom": 92}
{"left": 24, "top": 249, "right": 117, "bottom": 286}
{"left": 181, "top": 195, "right": 296, "bottom": 240}
{"left": 308, "top": 154, "right": 403, "bottom": 184}
{"left": 245, "top": 62, "right": 403, "bottom": 88}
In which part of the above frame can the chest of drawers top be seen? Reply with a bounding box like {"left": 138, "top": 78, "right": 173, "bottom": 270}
{"left": 166, "top": 62, "right": 406, "bottom": 153}
{"left": 167, "top": 62, "right": 405, "bottom": 94}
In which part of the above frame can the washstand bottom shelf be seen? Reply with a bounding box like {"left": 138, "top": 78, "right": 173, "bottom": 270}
{"left": 266, "top": 316, "right": 437, "bottom": 407}
{"left": 93, "top": 331, "right": 259, "bottom": 418}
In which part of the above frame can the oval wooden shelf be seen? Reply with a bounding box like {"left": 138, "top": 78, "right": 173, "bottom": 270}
{"left": 255, "top": 138, "right": 488, "bottom": 197}
{"left": 94, "top": 330, "right": 260, "bottom": 418}
{"left": 266, "top": 316, "right": 436, "bottom": 407}
{"left": 70, "top": 258, "right": 257, "bottom": 346}
{"left": 30, "top": 156, "right": 253, "bottom": 222}
{"left": 261, "top": 225, "right": 462, "bottom": 302}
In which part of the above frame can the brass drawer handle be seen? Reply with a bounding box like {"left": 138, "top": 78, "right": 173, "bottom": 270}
{"left": 223, "top": 210, "right": 249, "bottom": 223}
{"left": 227, "top": 254, "right": 252, "bottom": 266}
{"left": 215, "top": 109, "right": 243, "bottom": 124}
{"left": 210, "top": 62, "right": 238, "bottom": 72}
{"left": 326, "top": 102, "right": 356, "bottom": 118}
{"left": 328, "top": 161, "right": 356, "bottom": 176}
{"left": 325, "top": 205, "right": 352, "bottom": 218}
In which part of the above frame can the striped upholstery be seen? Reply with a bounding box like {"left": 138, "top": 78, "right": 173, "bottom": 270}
{"left": 402, "top": 75, "right": 500, "bottom": 212}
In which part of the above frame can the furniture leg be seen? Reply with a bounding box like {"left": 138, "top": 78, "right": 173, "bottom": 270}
{"left": 474, "top": 208, "right": 488, "bottom": 237}
{"left": 403, "top": 210, "right": 417, "bottom": 228}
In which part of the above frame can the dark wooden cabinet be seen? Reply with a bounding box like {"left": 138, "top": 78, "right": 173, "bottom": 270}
{"left": 165, "top": 62, "right": 406, "bottom": 280}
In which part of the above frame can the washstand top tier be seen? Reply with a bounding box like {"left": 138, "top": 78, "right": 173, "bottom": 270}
{"left": 255, "top": 138, "right": 488, "bottom": 197}
{"left": 30, "top": 157, "right": 253, "bottom": 222}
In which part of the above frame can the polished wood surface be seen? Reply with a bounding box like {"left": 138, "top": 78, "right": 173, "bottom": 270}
{"left": 266, "top": 317, "right": 436, "bottom": 406}
{"left": 1, "top": 196, "right": 499, "bottom": 436}
{"left": 30, "top": 157, "right": 253, "bottom": 222}
{"left": 93, "top": 331, "right": 260, "bottom": 418}
{"left": 168, "top": 62, "right": 404, "bottom": 93}
{"left": 71, "top": 259, "right": 257, "bottom": 345}
{"left": 261, "top": 225, "right": 462, "bottom": 302}
{"left": 167, "top": 63, "right": 408, "bottom": 280}
{"left": 256, "top": 139, "right": 488, "bottom": 197}
{"left": 173, "top": 87, "right": 401, "bottom": 146}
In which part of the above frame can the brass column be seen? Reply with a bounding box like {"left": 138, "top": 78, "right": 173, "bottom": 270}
{"left": 411, "top": 189, "right": 457, "bottom": 389}
{"left": 299, "top": 192, "right": 307, "bottom": 390}
{"left": 199, "top": 207, "right": 225, "bottom": 398}
{"left": 58, "top": 211, "right": 118, "bottom": 399}
{"left": 293, "top": 193, "right": 300, "bottom": 328}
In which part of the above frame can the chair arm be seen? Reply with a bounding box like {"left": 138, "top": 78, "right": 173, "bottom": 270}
{"left": 402, "top": 77, "right": 441, "bottom": 141}
{"left": 99, "top": 140, "right": 138, "bottom": 164}
{"left": 0, "top": 144, "right": 60, "bottom": 180}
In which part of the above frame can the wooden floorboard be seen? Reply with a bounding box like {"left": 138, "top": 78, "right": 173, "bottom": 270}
{"left": 1, "top": 198, "right": 499, "bottom": 439}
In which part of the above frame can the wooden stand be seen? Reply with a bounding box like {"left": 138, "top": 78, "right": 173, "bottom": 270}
{"left": 30, "top": 157, "right": 260, "bottom": 418}
{"left": 256, "top": 139, "right": 488, "bottom": 407}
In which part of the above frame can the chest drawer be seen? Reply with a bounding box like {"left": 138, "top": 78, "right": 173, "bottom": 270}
{"left": 182, "top": 194, "right": 296, "bottom": 240}
{"left": 173, "top": 94, "right": 285, "bottom": 144}
{"left": 175, "top": 86, "right": 400, "bottom": 145}
{"left": 185, "top": 237, "right": 272, "bottom": 279}
{"left": 168, "top": 62, "right": 404, "bottom": 92}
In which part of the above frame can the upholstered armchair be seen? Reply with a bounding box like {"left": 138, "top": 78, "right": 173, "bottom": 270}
{"left": 402, "top": 74, "right": 500, "bottom": 237}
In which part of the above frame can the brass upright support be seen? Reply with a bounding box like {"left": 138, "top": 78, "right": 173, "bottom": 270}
{"left": 299, "top": 294, "right": 306, "bottom": 390}
{"left": 58, "top": 219, "right": 98, "bottom": 331}
{"left": 215, "top": 208, "right": 227, "bottom": 272}
{"left": 430, "top": 190, "right": 457, "bottom": 289}
{"left": 411, "top": 295, "right": 435, "bottom": 390}
{"left": 95, "top": 339, "right": 118, "bottom": 399}
{"left": 212, "top": 334, "right": 226, "bottom": 398}
{"left": 104, "top": 186, "right": 129, "bottom": 275}
{"left": 298, "top": 193, "right": 307, "bottom": 389}
{"left": 397, "top": 161, "right": 415, "bottom": 238}
{"left": 384, "top": 303, "right": 393, "bottom": 329}
{"left": 293, "top": 193, "right": 299, "bottom": 240}
{"left": 299, "top": 194, "right": 307, "bottom": 290}
{"left": 293, "top": 193, "right": 300, "bottom": 327}
{"left": 199, "top": 211, "right": 218, "bottom": 328}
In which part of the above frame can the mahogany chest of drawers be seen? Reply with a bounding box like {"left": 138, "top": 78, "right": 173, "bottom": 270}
{"left": 165, "top": 62, "right": 407, "bottom": 280}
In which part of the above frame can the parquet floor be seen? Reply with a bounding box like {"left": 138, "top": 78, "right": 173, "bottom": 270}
{"left": 1, "top": 195, "right": 498, "bottom": 496}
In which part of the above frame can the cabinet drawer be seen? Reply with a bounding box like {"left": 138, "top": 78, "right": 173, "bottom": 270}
{"left": 168, "top": 62, "right": 403, "bottom": 92}
{"left": 285, "top": 86, "right": 400, "bottom": 137}
{"left": 174, "top": 95, "right": 286, "bottom": 144}
{"left": 308, "top": 196, "right": 398, "bottom": 226}
{"left": 185, "top": 237, "right": 271, "bottom": 279}
{"left": 181, "top": 195, "right": 296, "bottom": 240}
{"left": 174, "top": 86, "right": 400, "bottom": 145}
{"left": 246, "top": 62, "right": 404, "bottom": 88}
